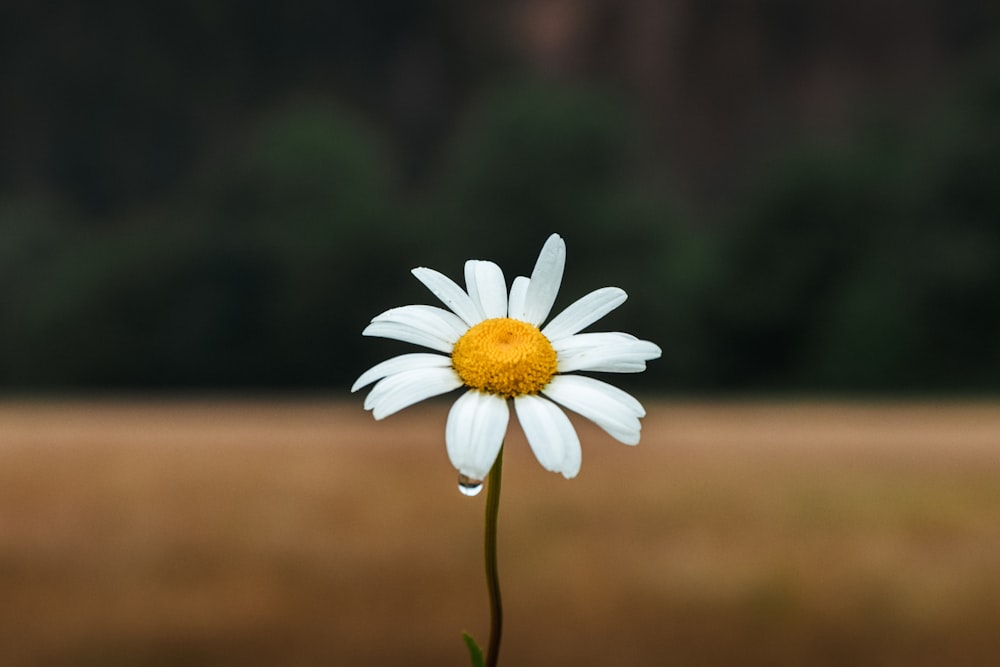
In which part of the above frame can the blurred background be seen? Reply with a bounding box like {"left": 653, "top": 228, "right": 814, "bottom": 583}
{"left": 2, "top": 0, "right": 998, "bottom": 393}
{"left": 2, "top": 2, "right": 1000, "bottom": 666}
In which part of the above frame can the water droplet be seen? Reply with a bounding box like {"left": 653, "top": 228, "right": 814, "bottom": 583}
{"left": 458, "top": 474, "right": 484, "bottom": 496}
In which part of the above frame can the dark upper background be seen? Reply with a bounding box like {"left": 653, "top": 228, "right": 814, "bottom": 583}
{"left": 1, "top": 0, "right": 997, "bottom": 393}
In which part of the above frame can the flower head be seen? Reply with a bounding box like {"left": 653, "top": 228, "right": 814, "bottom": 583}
{"left": 352, "top": 234, "right": 661, "bottom": 489}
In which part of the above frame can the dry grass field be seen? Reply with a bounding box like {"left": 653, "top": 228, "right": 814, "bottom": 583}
{"left": 0, "top": 399, "right": 998, "bottom": 666}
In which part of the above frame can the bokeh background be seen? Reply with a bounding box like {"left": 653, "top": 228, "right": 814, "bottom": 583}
{"left": 3, "top": 0, "right": 998, "bottom": 393}
{"left": 2, "top": 1, "right": 1000, "bottom": 666}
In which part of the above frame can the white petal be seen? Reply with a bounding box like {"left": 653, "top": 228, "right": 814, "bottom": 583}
{"left": 362, "top": 321, "right": 454, "bottom": 353}
{"left": 371, "top": 305, "right": 468, "bottom": 342}
{"left": 522, "top": 234, "right": 565, "bottom": 326}
{"left": 542, "top": 374, "right": 646, "bottom": 445}
{"left": 553, "top": 331, "right": 639, "bottom": 352}
{"left": 465, "top": 260, "right": 508, "bottom": 319}
{"left": 363, "top": 367, "right": 462, "bottom": 420}
{"left": 446, "top": 390, "right": 510, "bottom": 480}
{"left": 411, "top": 267, "right": 485, "bottom": 326}
{"left": 555, "top": 333, "right": 662, "bottom": 374}
{"left": 464, "top": 262, "right": 481, "bottom": 315}
{"left": 508, "top": 276, "right": 530, "bottom": 321}
{"left": 514, "top": 394, "right": 581, "bottom": 479}
{"left": 542, "top": 287, "right": 628, "bottom": 341}
{"left": 352, "top": 353, "right": 452, "bottom": 393}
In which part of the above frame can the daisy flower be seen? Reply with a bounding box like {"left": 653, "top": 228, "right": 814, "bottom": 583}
{"left": 352, "top": 234, "right": 661, "bottom": 492}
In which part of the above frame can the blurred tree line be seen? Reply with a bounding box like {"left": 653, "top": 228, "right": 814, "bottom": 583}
{"left": 0, "top": 1, "right": 998, "bottom": 392}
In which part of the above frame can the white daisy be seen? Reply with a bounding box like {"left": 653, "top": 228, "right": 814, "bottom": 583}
{"left": 352, "top": 233, "right": 661, "bottom": 492}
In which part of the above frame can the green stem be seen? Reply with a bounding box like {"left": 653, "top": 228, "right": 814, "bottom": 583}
{"left": 484, "top": 445, "right": 504, "bottom": 667}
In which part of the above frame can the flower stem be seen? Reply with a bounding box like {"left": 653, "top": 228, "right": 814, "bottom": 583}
{"left": 484, "top": 445, "right": 504, "bottom": 667}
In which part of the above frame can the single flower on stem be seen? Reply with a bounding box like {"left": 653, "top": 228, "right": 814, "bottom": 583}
{"left": 353, "top": 233, "right": 660, "bottom": 666}
{"left": 353, "top": 233, "right": 661, "bottom": 488}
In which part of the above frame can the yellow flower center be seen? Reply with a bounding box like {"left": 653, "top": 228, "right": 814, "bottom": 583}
{"left": 451, "top": 318, "right": 558, "bottom": 398}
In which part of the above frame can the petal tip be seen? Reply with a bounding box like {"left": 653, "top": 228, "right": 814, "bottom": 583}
{"left": 559, "top": 460, "right": 581, "bottom": 479}
{"left": 621, "top": 431, "right": 641, "bottom": 446}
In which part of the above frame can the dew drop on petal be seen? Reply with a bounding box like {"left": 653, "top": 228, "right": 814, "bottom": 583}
{"left": 458, "top": 474, "right": 484, "bottom": 496}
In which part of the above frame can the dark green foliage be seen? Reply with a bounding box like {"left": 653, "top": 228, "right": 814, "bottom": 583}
{"left": 1, "top": 67, "right": 998, "bottom": 392}
{"left": 709, "top": 64, "right": 1000, "bottom": 391}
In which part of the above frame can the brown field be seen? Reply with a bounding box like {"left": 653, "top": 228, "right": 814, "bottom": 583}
{"left": 0, "top": 399, "right": 998, "bottom": 666}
